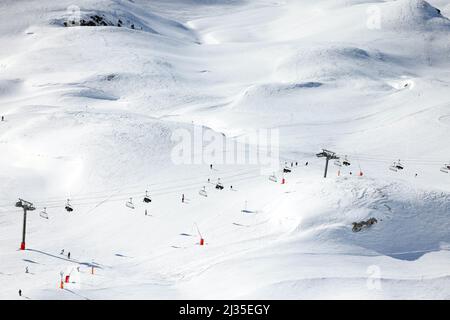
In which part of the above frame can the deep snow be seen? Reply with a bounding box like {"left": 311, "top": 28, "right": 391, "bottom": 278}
{"left": 0, "top": 0, "right": 449, "bottom": 299}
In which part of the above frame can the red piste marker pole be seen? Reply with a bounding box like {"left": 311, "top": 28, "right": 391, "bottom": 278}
{"left": 195, "top": 223, "right": 205, "bottom": 246}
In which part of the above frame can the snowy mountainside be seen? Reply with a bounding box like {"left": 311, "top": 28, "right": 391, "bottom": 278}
{"left": 0, "top": 0, "right": 450, "bottom": 299}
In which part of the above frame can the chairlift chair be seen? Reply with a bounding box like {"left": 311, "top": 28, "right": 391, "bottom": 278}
{"left": 269, "top": 173, "right": 278, "bottom": 182}
{"left": 283, "top": 166, "right": 292, "bottom": 173}
{"left": 342, "top": 156, "right": 351, "bottom": 167}
{"left": 441, "top": 163, "right": 450, "bottom": 173}
{"left": 143, "top": 191, "right": 152, "bottom": 203}
{"left": 65, "top": 199, "right": 74, "bottom": 212}
{"left": 389, "top": 160, "right": 404, "bottom": 172}
{"left": 389, "top": 163, "right": 398, "bottom": 172}
{"left": 199, "top": 186, "right": 208, "bottom": 197}
{"left": 126, "top": 197, "right": 135, "bottom": 209}
{"left": 215, "top": 178, "right": 224, "bottom": 190}
{"left": 40, "top": 207, "right": 49, "bottom": 220}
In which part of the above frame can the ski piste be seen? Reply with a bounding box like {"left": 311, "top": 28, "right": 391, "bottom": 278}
{"left": 1, "top": 0, "right": 450, "bottom": 300}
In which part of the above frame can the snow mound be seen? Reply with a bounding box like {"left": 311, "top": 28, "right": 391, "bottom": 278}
{"left": 275, "top": 45, "right": 400, "bottom": 87}
{"left": 270, "top": 177, "right": 450, "bottom": 261}
{"left": 381, "top": 0, "right": 450, "bottom": 31}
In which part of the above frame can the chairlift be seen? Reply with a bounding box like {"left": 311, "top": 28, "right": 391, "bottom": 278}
{"left": 199, "top": 186, "right": 208, "bottom": 197}
{"left": 143, "top": 190, "right": 152, "bottom": 203}
{"left": 40, "top": 207, "right": 49, "bottom": 220}
{"left": 126, "top": 197, "right": 135, "bottom": 209}
{"left": 283, "top": 166, "right": 291, "bottom": 173}
{"left": 389, "top": 160, "right": 404, "bottom": 172}
{"left": 269, "top": 173, "right": 278, "bottom": 182}
{"left": 342, "top": 156, "right": 351, "bottom": 167}
{"left": 395, "top": 161, "right": 404, "bottom": 170}
{"left": 215, "top": 178, "right": 224, "bottom": 190}
{"left": 65, "top": 199, "right": 73, "bottom": 212}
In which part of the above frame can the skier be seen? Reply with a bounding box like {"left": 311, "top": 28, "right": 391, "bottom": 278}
{"left": 295, "top": 162, "right": 298, "bottom": 166}
{"left": 291, "top": 162, "right": 293, "bottom": 168}
{"left": 207, "top": 178, "right": 210, "bottom": 183}
{"left": 18, "top": 289, "right": 22, "bottom": 297}
{"left": 305, "top": 162, "right": 309, "bottom": 166}
{"left": 182, "top": 194, "right": 185, "bottom": 203}
{"left": 145, "top": 209, "right": 148, "bottom": 216}
{"left": 1, "top": 116, "right": 4, "bottom": 121}
{"left": 60, "top": 249, "right": 64, "bottom": 255}
{"left": 25, "top": 266, "right": 29, "bottom": 274}
{"left": 210, "top": 164, "right": 213, "bottom": 170}
{"left": 67, "top": 252, "right": 71, "bottom": 259}
{"left": 415, "top": 173, "right": 418, "bottom": 178}
{"left": 230, "top": 185, "right": 233, "bottom": 190}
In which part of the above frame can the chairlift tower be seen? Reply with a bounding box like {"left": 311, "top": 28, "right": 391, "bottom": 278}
{"left": 316, "top": 149, "right": 339, "bottom": 178}
{"left": 15, "top": 198, "right": 35, "bottom": 250}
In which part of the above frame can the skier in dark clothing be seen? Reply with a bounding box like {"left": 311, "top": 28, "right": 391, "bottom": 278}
{"left": 67, "top": 252, "right": 71, "bottom": 259}
{"left": 19, "top": 290, "right": 22, "bottom": 297}
{"left": 182, "top": 194, "right": 185, "bottom": 203}
{"left": 305, "top": 162, "right": 309, "bottom": 166}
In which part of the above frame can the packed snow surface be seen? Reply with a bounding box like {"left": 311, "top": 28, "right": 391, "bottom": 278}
{"left": 0, "top": 0, "right": 449, "bottom": 299}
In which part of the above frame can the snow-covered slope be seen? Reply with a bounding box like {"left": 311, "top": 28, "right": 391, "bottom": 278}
{"left": 0, "top": 0, "right": 449, "bottom": 299}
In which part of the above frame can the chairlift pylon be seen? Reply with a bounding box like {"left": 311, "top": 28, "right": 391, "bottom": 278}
{"left": 65, "top": 199, "right": 73, "bottom": 212}
{"left": 143, "top": 190, "right": 152, "bottom": 203}
{"left": 126, "top": 197, "right": 135, "bottom": 209}
{"left": 40, "top": 207, "right": 49, "bottom": 220}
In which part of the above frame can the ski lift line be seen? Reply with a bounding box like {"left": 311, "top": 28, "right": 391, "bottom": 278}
{"left": 1, "top": 150, "right": 447, "bottom": 209}
{"left": 44, "top": 168, "right": 260, "bottom": 205}
{"left": 0, "top": 172, "right": 266, "bottom": 214}
{"left": 3, "top": 166, "right": 257, "bottom": 205}
{"left": 0, "top": 153, "right": 446, "bottom": 205}
{"left": 284, "top": 151, "right": 447, "bottom": 166}
{"left": 0, "top": 167, "right": 263, "bottom": 208}
{"left": 16, "top": 166, "right": 259, "bottom": 204}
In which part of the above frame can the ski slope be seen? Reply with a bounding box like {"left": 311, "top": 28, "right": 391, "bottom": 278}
{"left": 0, "top": 0, "right": 450, "bottom": 299}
